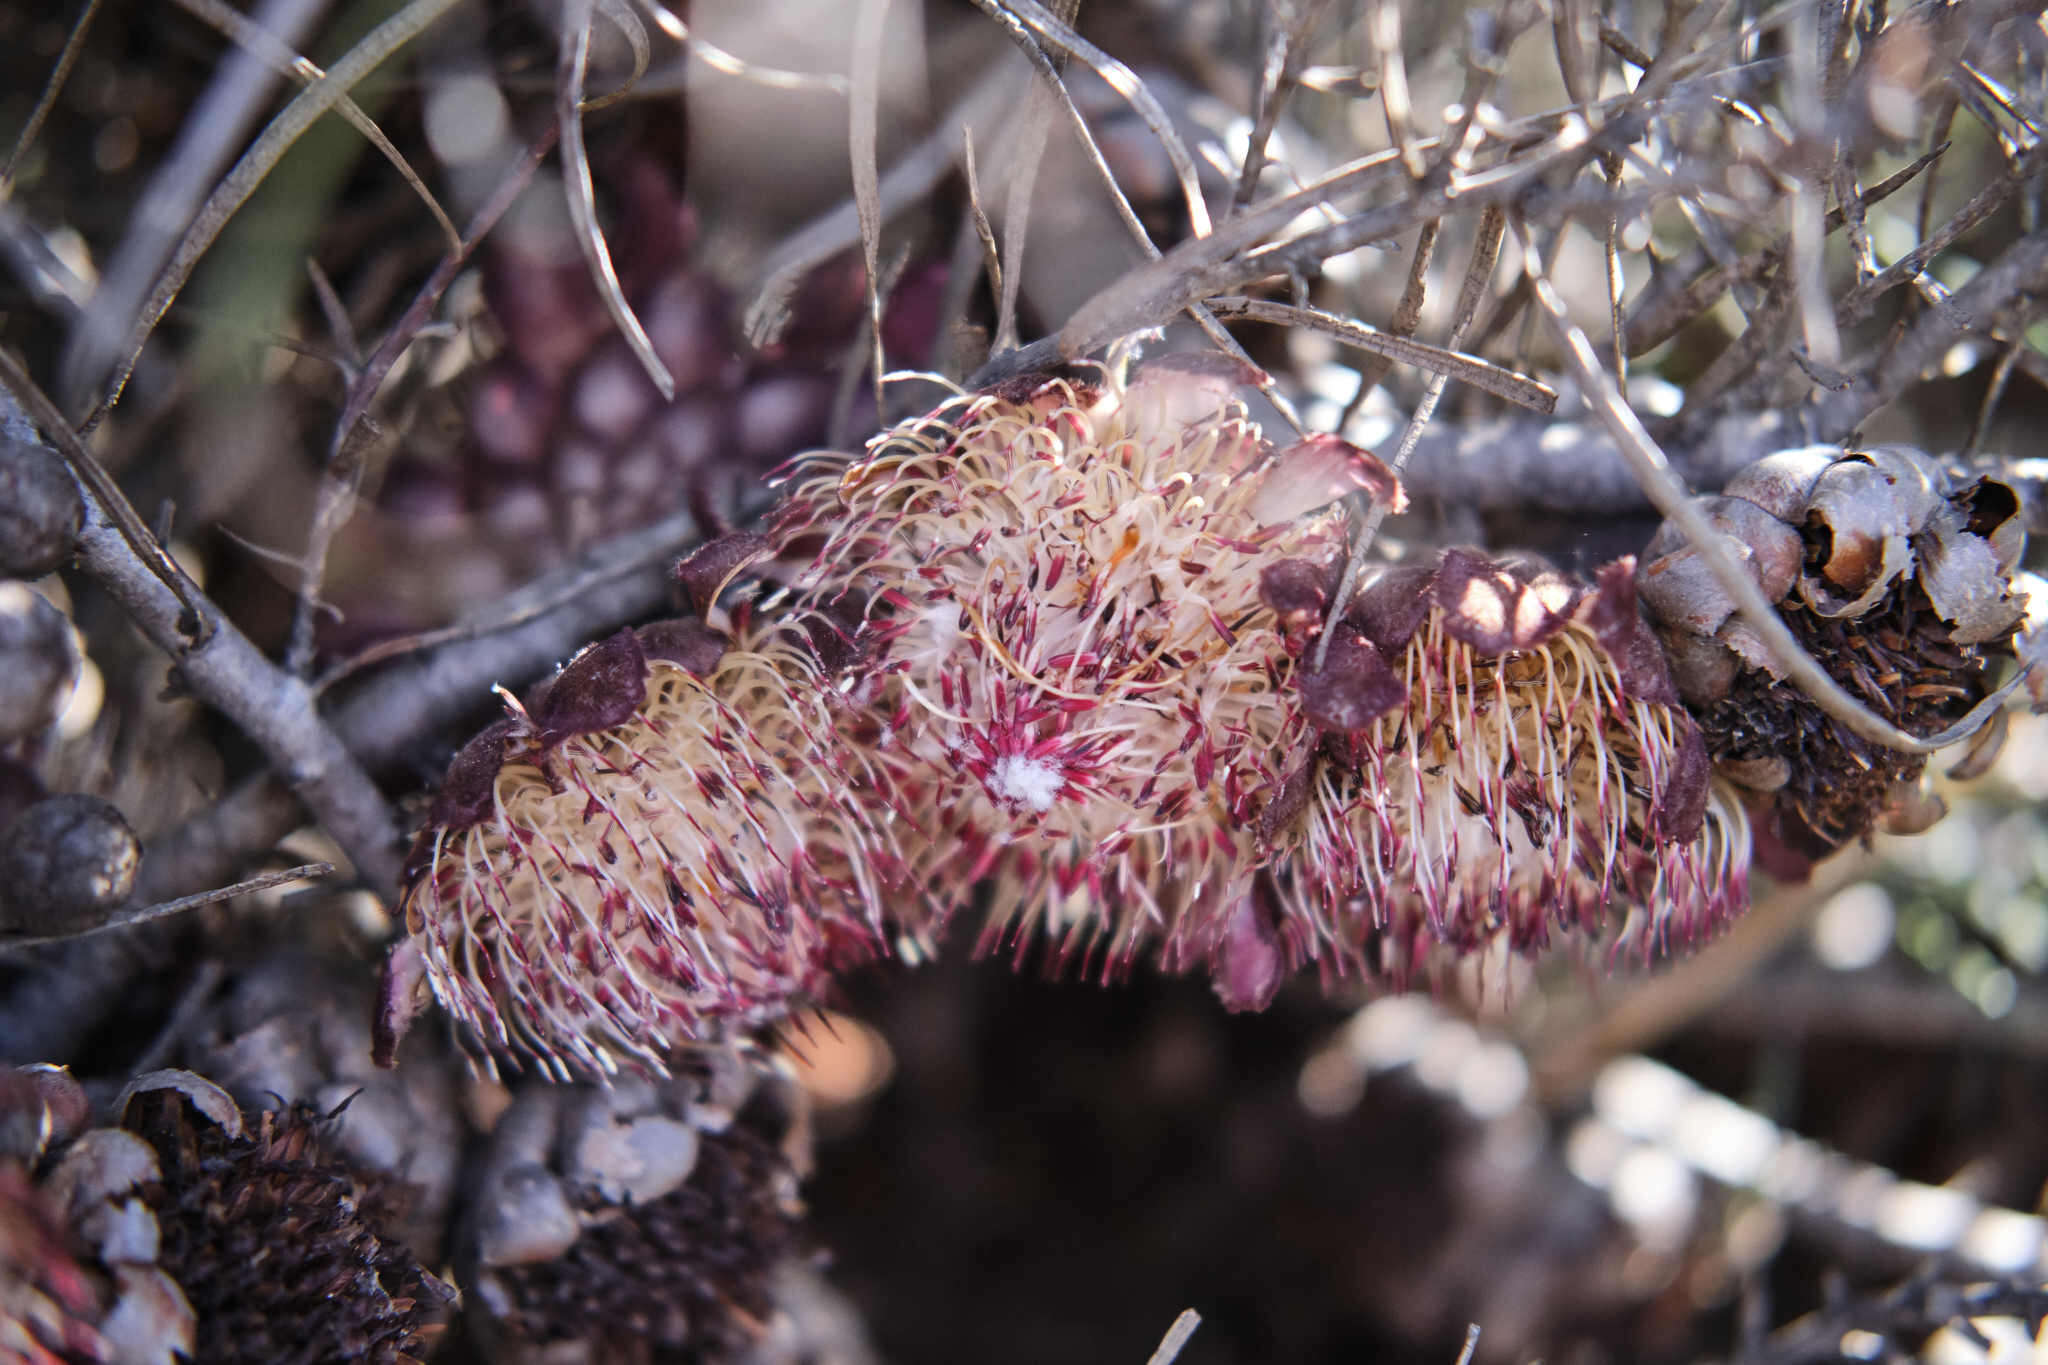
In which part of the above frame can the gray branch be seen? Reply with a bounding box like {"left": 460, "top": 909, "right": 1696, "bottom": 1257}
{"left": 73, "top": 496, "right": 403, "bottom": 891}
{"left": 136, "top": 505, "right": 713, "bottom": 903}
{"left": 0, "top": 380, "right": 403, "bottom": 895}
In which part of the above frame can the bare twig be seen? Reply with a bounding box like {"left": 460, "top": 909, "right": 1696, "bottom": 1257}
{"left": 1317, "top": 208, "right": 1505, "bottom": 671}
{"left": 1233, "top": 0, "right": 1336, "bottom": 209}
{"left": 1813, "top": 228, "right": 2048, "bottom": 440}
{"left": 1, "top": 363, "right": 402, "bottom": 891}
{"left": 1740, "top": 1277, "right": 2048, "bottom": 1365}
{"left": 0, "top": 198, "right": 92, "bottom": 320}
{"left": 59, "top": 0, "right": 331, "bottom": 406}
{"left": 282, "top": 129, "right": 555, "bottom": 677}
{"left": 993, "top": 0, "right": 1078, "bottom": 351}
{"left": 746, "top": 66, "right": 1024, "bottom": 348}
{"left": 1832, "top": 143, "right": 2043, "bottom": 325}
{"left": 128, "top": 959, "right": 227, "bottom": 1075}
{"left": 1343, "top": 219, "right": 1439, "bottom": 409}
{"left": 850, "top": 0, "right": 892, "bottom": 411}
{"left": 0, "top": 865, "right": 332, "bottom": 952}
{"left": 303, "top": 260, "right": 360, "bottom": 374}
{"left": 1, "top": 351, "right": 210, "bottom": 639}
{"left": 980, "top": 0, "right": 1211, "bottom": 240}
{"left": 1962, "top": 336, "right": 2026, "bottom": 461}
{"left": 1622, "top": 144, "right": 1946, "bottom": 356}
{"left": 1206, "top": 295, "right": 1554, "bottom": 411}
{"left": 1144, "top": 1310, "right": 1202, "bottom": 1365}
{"left": 963, "top": 129, "right": 1003, "bottom": 313}
{"left": 139, "top": 498, "right": 725, "bottom": 905}
{"left": 1365, "top": 0, "right": 1426, "bottom": 181}
{"left": 1603, "top": 157, "right": 1627, "bottom": 383}
{"left": 557, "top": 0, "right": 674, "bottom": 400}
{"left": 1058, "top": 119, "right": 1604, "bottom": 360}
{"left": 956, "top": 0, "right": 1293, "bottom": 425}
{"left": 0, "top": 0, "right": 103, "bottom": 193}
{"left": 172, "top": 0, "right": 462, "bottom": 254}
{"left": 85, "top": 0, "right": 463, "bottom": 430}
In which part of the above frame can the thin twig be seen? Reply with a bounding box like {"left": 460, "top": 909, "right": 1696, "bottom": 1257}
{"left": 328, "top": 131, "right": 556, "bottom": 465}
{"left": 304, "top": 259, "right": 360, "bottom": 374}
{"left": 0, "top": 865, "right": 333, "bottom": 952}
{"left": 1366, "top": 0, "right": 1426, "bottom": 180}
{"left": 140, "top": 500, "right": 726, "bottom": 905}
{"left": 850, "top": 0, "right": 892, "bottom": 413}
{"left": 1604, "top": 156, "right": 1627, "bottom": 383}
{"left": 128, "top": 960, "right": 227, "bottom": 1074}
{"left": 994, "top": 0, "right": 1079, "bottom": 351}
{"left": 1343, "top": 219, "right": 1439, "bottom": 412}
{"left": 283, "top": 129, "right": 555, "bottom": 678}
{"left": 1206, "top": 295, "right": 1554, "bottom": 411}
{"left": 85, "top": 0, "right": 463, "bottom": 430}
{"left": 1144, "top": 1310, "right": 1202, "bottom": 1365}
{"left": 172, "top": 0, "right": 462, "bottom": 254}
{"left": 1813, "top": 227, "right": 2048, "bottom": 440}
{"left": 958, "top": 0, "right": 1293, "bottom": 424}
{"left": 0, "top": 0, "right": 103, "bottom": 193}
{"left": 58, "top": 0, "right": 331, "bottom": 408}
{"left": 1316, "top": 208, "right": 1505, "bottom": 672}
{"left": 746, "top": 66, "right": 1024, "bottom": 348}
{"left": 963, "top": 128, "right": 1003, "bottom": 311}
{"left": 1233, "top": 0, "right": 1336, "bottom": 209}
{"left": 1517, "top": 217, "right": 2012, "bottom": 758}
{"left": 982, "top": 0, "right": 1212, "bottom": 240}
{"left": 1962, "top": 336, "right": 2025, "bottom": 461}
{"left": 1059, "top": 116, "right": 1605, "bottom": 360}
{"left": 1622, "top": 143, "right": 1946, "bottom": 356}
{"left": 1833, "top": 142, "right": 2043, "bottom": 325}
{"left": 557, "top": 0, "right": 674, "bottom": 400}
{"left": 2, "top": 366, "right": 402, "bottom": 889}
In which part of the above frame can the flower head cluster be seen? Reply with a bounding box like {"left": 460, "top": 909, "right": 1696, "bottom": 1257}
{"left": 400, "top": 621, "right": 904, "bottom": 1079}
{"left": 396, "top": 350, "right": 1767, "bottom": 1074}
{"left": 1254, "top": 549, "right": 1751, "bottom": 992}
{"left": 765, "top": 355, "right": 1363, "bottom": 977}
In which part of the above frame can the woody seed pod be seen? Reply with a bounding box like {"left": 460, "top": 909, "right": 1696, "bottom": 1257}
{"left": 1636, "top": 444, "right": 2029, "bottom": 870}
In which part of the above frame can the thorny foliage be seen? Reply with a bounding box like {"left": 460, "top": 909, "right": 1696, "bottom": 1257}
{"left": 0, "top": 0, "right": 2045, "bottom": 1361}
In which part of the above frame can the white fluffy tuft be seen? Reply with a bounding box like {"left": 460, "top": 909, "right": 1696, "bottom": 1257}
{"left": 990, "top": 753, "right": 1064, "bottom": 813}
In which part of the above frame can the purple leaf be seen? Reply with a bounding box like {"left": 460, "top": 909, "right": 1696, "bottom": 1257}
{"left": 636, "top": 618, "right": 729, "bottom": 676}
{"left": 1579, "top": 558, "right": 1680, "bottom": 706}
{"left": 1299, "top": 628, "right": 1407, "bottom": 732}
{"left": 537, "top": 629, "right": 649, "bottom": 743}
{"left": 1651, "top": 720, "right": 1710, "bottom": 844}
{"left": 1210, "top": 891, "right": 1284, "bottom": 1013}
{"left": 1252, "top": 434, "right": 1405, "bottom": 525}
{"left": 1343, "top": 562, "right": 1438, "bottom": 654}
{"left": 671, "top": 532, "right": 770, "bottom": 615}
{"left": 1431, "top": 548, "right": 1574, "bottom": 654}
{"left": 429, "top": 717, "right": 531, "bottom": 830}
